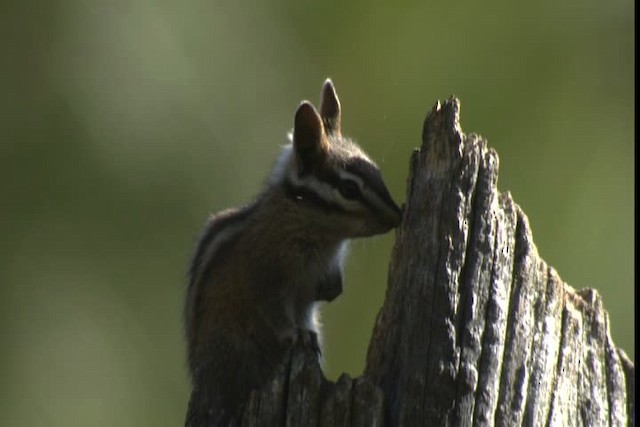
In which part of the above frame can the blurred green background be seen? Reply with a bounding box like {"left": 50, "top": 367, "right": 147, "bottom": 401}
{"left": 1, "top": 1, "right": 633, "bottom": 425}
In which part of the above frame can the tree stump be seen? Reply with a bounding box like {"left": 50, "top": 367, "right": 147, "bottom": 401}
{"left": 239, "top": 98, "right": 634, "bottom": 426}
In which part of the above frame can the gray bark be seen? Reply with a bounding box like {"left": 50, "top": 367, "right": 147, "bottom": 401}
{"left": 239, "top": 98, "right": 634, "bottom": 426}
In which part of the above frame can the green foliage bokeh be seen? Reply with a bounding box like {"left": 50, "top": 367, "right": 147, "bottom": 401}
{"left": 0, "top": 1, "right": 633, "bottom": 425}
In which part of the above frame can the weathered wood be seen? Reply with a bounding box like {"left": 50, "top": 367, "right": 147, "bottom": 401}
{"left": 233, "top": 98, "right": 634, "bottom": 426}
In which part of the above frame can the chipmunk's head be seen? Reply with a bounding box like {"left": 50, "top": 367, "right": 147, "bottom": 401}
{"left": 278, "top": 79, "right": 402, "bottom": 238}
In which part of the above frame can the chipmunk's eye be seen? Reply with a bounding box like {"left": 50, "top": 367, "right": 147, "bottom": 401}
{"left": 339, "top": 179, "right": 361, "bottom": 200}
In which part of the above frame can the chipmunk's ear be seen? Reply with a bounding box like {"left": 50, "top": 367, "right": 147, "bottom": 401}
{"left": 293, "top": 101, "right": 327, "bottom": 163}
{"left": 320, "top": 79, "right": 341, "bottom": 136}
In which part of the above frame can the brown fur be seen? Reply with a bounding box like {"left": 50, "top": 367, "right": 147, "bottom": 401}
{"left": 184, "top": 80, "right": 401, "bottom": 426}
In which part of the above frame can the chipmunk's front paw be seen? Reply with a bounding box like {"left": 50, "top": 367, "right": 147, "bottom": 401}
{"left": 296, "top": 329, "right": 321, "bottom": 359}
{"left": 317, "top": 269, "right": 343, "bottom": 302}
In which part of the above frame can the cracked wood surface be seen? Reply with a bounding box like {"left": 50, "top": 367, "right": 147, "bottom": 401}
{"left": 235, "top": 98, "right": 634, "bottom": 426}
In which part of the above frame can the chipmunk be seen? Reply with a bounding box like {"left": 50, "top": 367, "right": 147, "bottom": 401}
{"left": 184, "top": 79, "right": 402, "bottom": 426}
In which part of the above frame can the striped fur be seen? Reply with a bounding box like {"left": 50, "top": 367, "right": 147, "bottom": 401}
{"left": 268, "top": 133, "right": 401, "bottom": 232}
{"left": 184, "top": 79, "right": 401, "bottom": 425}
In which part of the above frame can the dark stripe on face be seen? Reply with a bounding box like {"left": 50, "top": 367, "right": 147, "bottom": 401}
{"left": 345, "top": 158, "right": 401, "bottom": 214}
{"left": 282, "top": 179, "right": 346, "bottom": 214}
{"left": 298, "top": 160, "right": 343, "bottom": 189}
